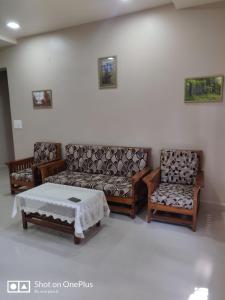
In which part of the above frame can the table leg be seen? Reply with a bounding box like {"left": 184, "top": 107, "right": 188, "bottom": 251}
{"left": 74, "top": 235, "right": 81, "bottom": 245}
{"left": 21, "top": 210, "right": 28, "bottom": 229}
{"left": 96, "top": 221, "right": 101, "bottom": 227}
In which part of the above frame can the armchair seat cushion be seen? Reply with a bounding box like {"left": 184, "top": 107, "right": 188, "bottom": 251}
{"left": 151, "top": 183, "right": 194, "bottom": 210}
{"left": 45, "top": 171, "right": 132, "bottom": 198}
{"left": 11, "top": 168, "right": 33, "bottom": 182}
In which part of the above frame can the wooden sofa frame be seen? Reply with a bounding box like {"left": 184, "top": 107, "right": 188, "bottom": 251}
{"left": 39, "top": 147, "right": 151, "bottom": 218}
{"left": 21, "top": 210, "right": 101, "bottom": 245}
{"left": 143, "top": 150, "right": 204, "bottom": 231}
{"left": 6, "top": 143, "right": 61, "bottom": 194}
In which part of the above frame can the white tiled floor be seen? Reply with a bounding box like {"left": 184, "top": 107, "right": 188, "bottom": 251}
{"left": 0, "top": 167, "right": 225, "bottom": 300}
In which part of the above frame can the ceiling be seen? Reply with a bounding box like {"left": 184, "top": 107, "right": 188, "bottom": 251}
{"left": 0, "top": 0, "right": 224, "bottom": 48}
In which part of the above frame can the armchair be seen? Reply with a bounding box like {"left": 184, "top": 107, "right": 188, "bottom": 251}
{"left": 6, "top": 142, "right": 61, "bottom": 194}
{"left": 143, "top": 149, "right": 204, "bottom": 231}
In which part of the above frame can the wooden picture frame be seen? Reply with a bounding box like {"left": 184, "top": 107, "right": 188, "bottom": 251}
{"left": 32, "top": 90, "right": 52, "bottom": 108}
{"left": 185, "top": 75, "right": 224, "bottom": 103}
{"left": 98, "top": 56, "right": 117, "bottom": 89}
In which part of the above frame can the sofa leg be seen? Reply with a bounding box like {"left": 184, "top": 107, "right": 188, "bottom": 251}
{"left": 130, "top": 205, "right": 136, "bottom": 219}
{"left": 130, "top": 211, "right": 136, "bottom": 219}
{"left": 192, "top": 223, "right": 196, "bottom": 232}
{"left": 9, "top": 181, "right": 15, "bottom": 194}
{"left": 147, "top": 212, "right": 152, "bottom": 223}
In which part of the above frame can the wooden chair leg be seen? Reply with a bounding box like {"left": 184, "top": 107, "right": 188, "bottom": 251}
{"left": 74, "top": 235, "right": 81, "bottom": 245}
{"left": 21, "top": 210, "right": 28, "bottom": 229}
{"left": 192, "top": 221, "right": 197, "bottom": 232}
{"left": 192, "top": 191, "right": 199, "bottom": 232}
{"left": 147, "top": 199, "right": 152, "bottom": 223}
{"left": 192, "top": 210, "right": 197, "bottom": 232}
{"left": 11, "top": 185, "right": 15, "bottom": 195}
{"left": 197, "top": 194, "right": 201, "bottom": 216}
{"left": 9, "top": 178, "right": 15, "bottom": 194}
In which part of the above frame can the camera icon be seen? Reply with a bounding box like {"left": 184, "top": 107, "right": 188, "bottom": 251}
{"left": 7, "top": 281, "right": 31, "bottom": 293}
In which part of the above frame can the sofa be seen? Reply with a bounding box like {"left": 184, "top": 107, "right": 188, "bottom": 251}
{"left": 6, "top": 142, "right": 61, "bottom": 194}
{"left": 39, "top": 144, "right": 151, "bottom": 218}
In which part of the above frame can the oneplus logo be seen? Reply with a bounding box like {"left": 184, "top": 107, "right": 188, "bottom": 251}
{"left": 7, "top": 281, "right": 31, "bottom": 293}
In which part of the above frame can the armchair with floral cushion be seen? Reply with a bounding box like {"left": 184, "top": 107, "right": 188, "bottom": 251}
{"left": 6, "top": 142, "right": 61, "bottom": 194}
{"left": 143, "top": 149, "right": 204, "bottom": 231}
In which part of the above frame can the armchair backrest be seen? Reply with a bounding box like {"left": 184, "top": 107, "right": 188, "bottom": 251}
{"left": 65, "top": 144, "right": 151, "bottom": 177}
{"left": 160, "top": 149, "right": 202, "bottom": 185}
{"left": 34, "top": 142, "right": 61, "bottom": 164}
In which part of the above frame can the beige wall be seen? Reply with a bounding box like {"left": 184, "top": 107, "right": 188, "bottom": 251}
{"left": 0, "top": 70, "right": 14, "bottom": 167}
{"left": 0, "top": 3, "right": 225, "bottom": 203}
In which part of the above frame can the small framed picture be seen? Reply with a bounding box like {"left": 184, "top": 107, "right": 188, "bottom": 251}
{"left": 98, "top": 56, "right": 117, "bottom": 89}
{"left": 185, "top": 75, "right": 224, "bottom": 103}
{"left": 32, "top": 90, "right": 52, "bottom": 108}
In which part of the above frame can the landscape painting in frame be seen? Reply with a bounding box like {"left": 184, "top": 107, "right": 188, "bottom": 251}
{"left": 185, "top": 75, "right": 224, "bottom": 103}
{"left": 32, "top": 90, "right": 52, "bottom": 108}
{"left": 98, "top": 56, "right": 117, "bottom": 89}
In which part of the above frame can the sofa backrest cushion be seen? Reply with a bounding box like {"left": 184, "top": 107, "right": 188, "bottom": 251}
{"left": 161, "top": 149, "right": 199, "bottom": 185}
{"left": 65, "top": 144, "right": 150, "bottom": 177}
{"left": 34, "top": 142, "right": 58, "bottom": 164}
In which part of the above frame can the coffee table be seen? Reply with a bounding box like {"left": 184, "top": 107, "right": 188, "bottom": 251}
{"left": 12, "top": 183, "right": 110, "bottom": 244}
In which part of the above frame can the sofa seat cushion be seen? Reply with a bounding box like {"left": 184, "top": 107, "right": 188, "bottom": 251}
{"left": 151, "top": 183, "right": 194, "bottom": 210}
{"left": 45, "top": 171, "right": 132, "bottom": 198}
{"left": 11, "top": 168, "right": 33, "bottom": 182}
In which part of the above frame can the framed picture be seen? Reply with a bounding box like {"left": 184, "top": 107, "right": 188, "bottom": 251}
{"left": 185, "top": 75, "right": 224, "bottom": 103}
{"left": 98, "top": 56, "right": 117, "bottom": 89}
{"left": 32, "top": 90, "right": 52, "bottom": 108}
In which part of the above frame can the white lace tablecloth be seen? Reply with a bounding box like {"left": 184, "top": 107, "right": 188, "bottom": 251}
{"left": 12, "top": 183, "right": 110, "bottom": 238}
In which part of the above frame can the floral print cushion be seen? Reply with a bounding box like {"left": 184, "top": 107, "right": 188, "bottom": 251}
{"left": 65, "top": 144, "right": 149, "bottom": 177}
{"left": 34, "top": 142, "right": 57, "bottom": 164}
{"left": 152, "top": 183, "right": 194, "bottom": 210}
{"left": 11, "top": 168, "right": 33, "bottom": 182}
{"left": 45, "top": 171, "right": 132, "bottom": 198}
{"left": 161, "top": 150, "right": 199, "bottom": 185}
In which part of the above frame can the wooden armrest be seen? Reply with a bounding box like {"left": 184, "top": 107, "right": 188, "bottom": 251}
{"left": 5, "top": 157, "right": 34, "bottom": 173}
{"left": 132, "top": 167, "right": 152, "bottom": 185}
{"left": 34, "top": 158, "right": 60, "bottom": 168}
{"left": 143, "top": 167, "right": 160, "bottom": 184}
{"left": 193, "top": 171, "right": 204, "bottom": 209}
{"left": 38, "top": 160, "right": 66, "bottom": 182}
{"left": 143, "top": 167, "right": 161, "bottom": 194}
{"left": 195, "top": 171, "right": 204, "bottom": 188}
{"left": 6, "top": 157, "right": 34, "bottom": 166}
